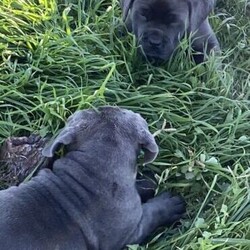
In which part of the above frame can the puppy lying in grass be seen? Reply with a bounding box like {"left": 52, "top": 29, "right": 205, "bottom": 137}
{"left": 0, "top": 106, "right": 185, "bottom": 250}
{"left": 121, "top": 0, "right": 220, "bottom": 63}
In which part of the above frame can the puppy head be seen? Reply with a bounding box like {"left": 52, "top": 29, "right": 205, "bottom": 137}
{"left": 122, "top": 0, "right": 214, "bottom": 63}
{"left": 42, "top": 106, "right": 158, "bottom": 165}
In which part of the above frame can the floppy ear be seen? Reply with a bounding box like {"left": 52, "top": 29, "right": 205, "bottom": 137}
{"left": 42, "top": 128, "right": 75, "bottom": 158}
{"left": 138, "top": 128, "right": 159, "bottom": 165}
{"left": 120, "top": 0, "right": 134, "bottom": 22}
{"left": 187, "top": 0, "right": 215, "bottom": 31}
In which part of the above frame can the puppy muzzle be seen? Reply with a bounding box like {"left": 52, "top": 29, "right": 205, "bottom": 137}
{"left": 142, "top": 29, "right": 164, "bottom": 49}
{"left": 138, "top": 28, "right": 175, "bottom": 63}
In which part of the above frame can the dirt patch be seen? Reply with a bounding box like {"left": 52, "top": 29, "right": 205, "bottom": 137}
{"left": 0, "top": 135, "right": 49, "bottom": 188}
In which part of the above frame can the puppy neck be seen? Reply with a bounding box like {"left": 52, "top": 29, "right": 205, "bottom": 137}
{"left": 53, "top": 130, "right": 139, "bottom": 182}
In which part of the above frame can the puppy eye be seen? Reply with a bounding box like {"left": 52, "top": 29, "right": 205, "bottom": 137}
{"left": 166, "top": 14, "right": 177, "bottom": 23}
{"left": 136, "top": 9, "right": 150, "bottom": 21}
{"left": 140, "top": 13, "right": 147, "bottom": 20}
{"left": 140, "top": 12, "right": 151, "bottom": 21}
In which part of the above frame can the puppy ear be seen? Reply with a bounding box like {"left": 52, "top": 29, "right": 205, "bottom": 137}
{"left": 120, "top": 0, "right": 134, "bottom": 21}
{"left": 139, "top": 128, "right": 159, "bottom": 165}
{"left": 187, "top": 0, "right": 214, "bottom": 31}
{"left": 42, "top": 128, "right": 74, "bottom": 158}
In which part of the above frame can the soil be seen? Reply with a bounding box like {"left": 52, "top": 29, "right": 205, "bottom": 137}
{"left": 0, "top": 134, "right": 50, "bottom": 188}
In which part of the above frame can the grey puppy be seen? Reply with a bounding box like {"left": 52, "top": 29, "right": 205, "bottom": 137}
{"left": 0, "top": 106, "right": 185, "bottom": 250}
{"left": 121, "top": 0, "right": 220, "bottom": 63}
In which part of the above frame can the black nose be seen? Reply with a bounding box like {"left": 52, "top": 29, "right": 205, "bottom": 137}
{"left": 144, "top": 30, "right": 163, "bottom": 47}
{"left": 148, "top": 35, "right": 162, "bottom": 46}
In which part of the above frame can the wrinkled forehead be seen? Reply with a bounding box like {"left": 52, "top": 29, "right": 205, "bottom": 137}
{"left": 135, "top": 0, "right": 188, "bottom": 16}
{"left": 66, "top": 106, "right": 147, "bottom": 128}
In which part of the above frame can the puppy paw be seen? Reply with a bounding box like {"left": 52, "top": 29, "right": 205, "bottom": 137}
{"left": 153, "top": 192, "right": 186, "bottom": 226}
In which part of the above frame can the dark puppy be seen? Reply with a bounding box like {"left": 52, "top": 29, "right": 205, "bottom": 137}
{"left": 0, "top": 106, "right": 185, "bottom": 250}
{"left": 121, "top": 0, "right": 220, "bottom": 63}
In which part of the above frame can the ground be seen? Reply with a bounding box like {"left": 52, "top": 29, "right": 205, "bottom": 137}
{"left": 0, "top": 0, "right": 249, "bottom": 249}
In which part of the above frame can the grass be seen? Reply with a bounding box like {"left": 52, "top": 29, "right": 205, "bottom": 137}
{"left": 0, "top": 0, "right": 249, "bottom": 249}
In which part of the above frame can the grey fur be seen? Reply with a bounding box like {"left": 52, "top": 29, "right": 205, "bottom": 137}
{"left": 0, "top": 106, "right": 185, "bottom": 250}
{"left": 120, "top": 0, "right": 220, "bottom": 63}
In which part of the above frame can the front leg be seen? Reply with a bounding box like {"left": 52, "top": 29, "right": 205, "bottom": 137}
{"left": 191, "top": 18, "right": 220, "bottom": 63}
{"left": 136, "top": 170, "right": 157, "bottom": 203}
{"left": 129, "top": 192, "right": 186, "bottom": 244}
